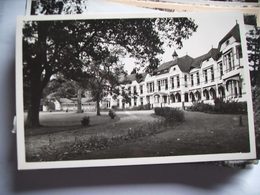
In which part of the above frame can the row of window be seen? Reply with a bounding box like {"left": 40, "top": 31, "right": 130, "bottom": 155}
{"left": 124, "top": 48, "right": 241, "bottom": 95}
{"left": 126, "top": 81, "right": 242, "bottom": 105}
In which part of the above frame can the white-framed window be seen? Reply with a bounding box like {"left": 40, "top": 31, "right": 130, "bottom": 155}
{"left": 157, "top": 78, "right": 168, "bottom": 91}
{"left": 147, "top": 82, "right": 154, "bottom": 93}
{"left": 211, "top": 67, "right": 214, "bottom": 82}
{"left": 177, "top": 75, "right": 180, "bottom": 88}
{"left": 223, "top": 49, "right": 234, "bottom": 72}
{"left": 218, "top": 62, "right": 223, "bottom": 78}
{"left": 171, "top": 77, "right": 175, "bottom": 89}
{"left": 196, "top": 72, "right": 200, "bottom": 85}
{"left": 204, "top": 69, "right": 208, "bottom": 83}
{"left": 184, "top": 75, "right": 188, "bottom": 87}
{"left": 140, "top": 85, "right": 143, "bottom": 94}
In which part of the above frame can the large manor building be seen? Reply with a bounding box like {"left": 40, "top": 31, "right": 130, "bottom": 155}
{"left": 103, "top": 23, "right": 248, "bottom": 110}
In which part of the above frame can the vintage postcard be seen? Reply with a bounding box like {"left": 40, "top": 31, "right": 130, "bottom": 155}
{"left": 26, "top": 0, "right": 89, "bottom": 15}
{"left": 16, "top": 12, "right": 256, "bottom": 170}
{"left": 109, "top": 0, "right": 260, "bottom": 17}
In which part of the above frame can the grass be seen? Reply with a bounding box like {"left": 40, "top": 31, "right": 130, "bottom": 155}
{"left": 25, "top": 110, "right": 250, "bottom": 161}
{"left": 79, "top": 111, "right": 250, "bottom": 160}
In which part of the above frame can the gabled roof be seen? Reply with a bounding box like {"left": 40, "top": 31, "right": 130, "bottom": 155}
{"left": 218, "top": 23, "right": 240, "bottom": 50}
{"left": 156, "top": 55, "right": 194, "bottom": 73}
{"left": 59, "top": 98, "right": 74, "bottom": 104}
{"left": 120, "top": 72, "right": 148, "bottom": 84}
{"left": 191, "top": 48, "right": 219, "bottom": 68}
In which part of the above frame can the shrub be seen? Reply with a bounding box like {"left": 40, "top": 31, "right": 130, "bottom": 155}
{"left": 111, "top": 105, "right": 118, "bottom": 109}
{"left": 189, "top": 100, "right": 247, "bottom": 114}
{"left": 131, "top": 104, "right": 151, "bottom": 110}
{"left": 154, "top": 107, "right": 185, "bottom": 123}
{"left": 27, "top": 119, "right": 170, "bottom": 161}
{"left": 127, "top": 127, "right": 147, "bottom": 139}
{"left": 108, "top": 109, "right": 116, "bottom": 119}
{"left": 87, "top": 135, "right": 110, "bottom": 150}
{"left": 188, "top": 102, "right": 214, "bottom": 113}
{"left": 81, "top": 116, "right": 90, "bottom": 126}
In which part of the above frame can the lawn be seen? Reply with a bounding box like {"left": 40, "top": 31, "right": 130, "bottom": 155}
{"left": 25, "top": 110, "right": 250, "bottom": 161}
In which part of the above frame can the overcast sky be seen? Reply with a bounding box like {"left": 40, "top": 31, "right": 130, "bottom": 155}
{"left": 164, "top": 12, "right": 242, "bottom": 60}
{"left": 123, "top": 12, "right": 244, "bottom": 73}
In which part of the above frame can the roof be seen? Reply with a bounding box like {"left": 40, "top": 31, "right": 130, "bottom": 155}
{"left": 70, "top": 97, "right": 94, "bottom": 103}
{"left": 120, "top": 72, "right": 148, "bottom": 84}
{"left": 156, "top": 55, "right": 194, "bottom": 73}
{"left": 218, "top": 23, "right": 240, "bottom": 50}
{"left": 191, "top": 48, "right": 219, "bottom": 68}
{"left": 59, "top": 98, "right": 74, "bottom": 104}
{"left": 172, "top": 50, "right": 178, "bottom": 58}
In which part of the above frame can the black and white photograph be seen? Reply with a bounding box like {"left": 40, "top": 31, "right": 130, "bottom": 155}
{"left": 16, "top": 12, "right": 256, "bottom": 169}
{"left": 244, "top": 14, "right": 260, "bottom": 158}
{"left": 28, "top": 0, "right": 89, "bottom": 15}
{"left": 108, "top": 0, "right": 260, "bottom": 14}
{"left": 26, "top": 0, "right": 158, "bottom": 15}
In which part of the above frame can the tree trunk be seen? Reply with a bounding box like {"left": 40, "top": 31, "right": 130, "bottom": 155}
{"left": 26, "top": 73, "right": 42, "bottom": 128}
{"left": 96, "top": 96, "right": 101, "bottom": 116}
{"left": 77, "top": 88, "right": 82, "bottom": 113}
{"left": 26, "top": 21, "right": 50, "bottom": 128}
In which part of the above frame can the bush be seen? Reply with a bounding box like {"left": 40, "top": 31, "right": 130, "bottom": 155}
{"left": 154, "top": 107, "right": 185, "bottom": 123}
{"left": 81, "top": 116, "right": 90, "bottom": 126}
{"left": 131, "top": 104, "right": 151, "bottom": 110}
{"left": 27, "top": 119, "right": 169, "bottom": 161}
{"left": 214, "top": 99, "right": 247, "bottom": 114}
{"left": 108, "top": 109, "right": 116, "bottom": 119}
{"left": 189, "top": 99, "right": 247, "bottom": 114}
{"left": 188, "top": 102, "right": 214, "bottom": 113}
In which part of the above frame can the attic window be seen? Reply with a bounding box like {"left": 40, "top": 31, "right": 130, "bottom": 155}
{"left": 173, "top": 67, "right": 176, "bottom": 71}
{"left": 226, "top": 40, "right": 230, "bottom": 46}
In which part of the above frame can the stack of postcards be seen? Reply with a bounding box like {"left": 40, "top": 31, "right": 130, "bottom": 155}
{"left": 16, "top": 0, "right": 260, "bottom": 170}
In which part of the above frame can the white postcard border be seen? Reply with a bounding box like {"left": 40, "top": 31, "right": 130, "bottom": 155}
{"left": 16, "top": 12, "right": 256, "bottom": 170}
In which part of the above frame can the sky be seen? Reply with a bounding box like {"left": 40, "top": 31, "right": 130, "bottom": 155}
{"left": 122, "top": 12, "right": 244, "bottom": 73}
{"left": 163, "top": 12, "right": 242, "bottom": 60}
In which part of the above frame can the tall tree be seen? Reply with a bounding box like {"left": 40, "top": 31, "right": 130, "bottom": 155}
{"left": 80, "top": 51, "right": 126, "bottom": 115}
{"left": 23, "top": 17, "right": 198, "bottom": 127}
{"left": 31, "top": 0, "right": 88, "bottom": 15}
{"left": 246, "top": 26, "right": 260, "bottom": 86}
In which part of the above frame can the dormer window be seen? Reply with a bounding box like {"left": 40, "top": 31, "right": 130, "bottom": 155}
{"left": 226, "top": 40, "right": 230, "bottom": 46}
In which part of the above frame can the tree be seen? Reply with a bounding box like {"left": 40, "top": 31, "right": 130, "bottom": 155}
{"left": 31, "top": 0, "right": 88, "bottom": 15}
{"left": 23, "top": 17, "right": 197, "bottom": 127}
{"left": 23, "top": 20, "right": 89, "bottom": 126}
{"left": 246, "top": 26, "right": 260, "bottom": 86}
{"left": 42, "top": 77, "right": 86, "bottom": 113}
{"left": 82, "top": 51, "right": 126, "bottom": 115}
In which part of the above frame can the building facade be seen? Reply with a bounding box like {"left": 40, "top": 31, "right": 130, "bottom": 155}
{"left": 105, "top": 23, "right": 248, "bottom": 109}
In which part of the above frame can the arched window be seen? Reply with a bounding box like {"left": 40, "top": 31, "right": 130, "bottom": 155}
{"left": 170, "top": 94, "right": 175, "bottom": 103}
{"left": 210, "top": 88, "right": 216, "bottom": 99}
{"left": 184, "top": 93, "right": 189, "bottom": 102}
{"left": 195, "top": 91, "right": 201, "bottom": 101}
{"left": 203, "top": 89, "right": 209, "bottom": 100}
{"left": 218, "top": 86, "right": 225, "bottom": 99}
{"left": 175, "top": 93, "right": 181, "bottom": 102}
{"left": 190, "top": 92, "right": 195, "bottom": 102}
